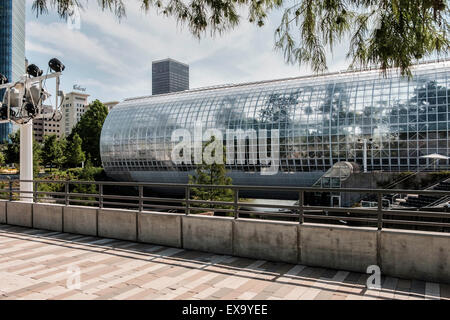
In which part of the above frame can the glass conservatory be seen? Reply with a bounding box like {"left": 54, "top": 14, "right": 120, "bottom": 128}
{"left": 100, "top": 60, "right": 450, "bottom": 186}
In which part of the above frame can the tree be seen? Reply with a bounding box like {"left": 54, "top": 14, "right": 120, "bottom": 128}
{"left": 71, "top": 160, "right": 98, "bottom": 197}
{"left": 4, "top": 131, "right": 20, "bottom": 165}
{"left": 189, "top": 136, "right": 233, "bottom": 212}
{"left": 64, "top": 133, "right": 85, "bottom": 168}
{"left": 0, "top": 152, "right": 5, "bottom": 167}
{"left": 258, "top": 91, "right": 299, "bottom": 165}
{"left": 69, "top": 100, "right": 108, "bottom": 167}
{"left": 32, "top": 0, "right": 448, "bottom": 76}
{"left": 3, "top": 130, "right": 42, "bottom": 175}
{"left": 42, "top": 135, "right": 65, "bottom": 171}
{"left": 33, "top": 140, "right": 42, "bottom": 177}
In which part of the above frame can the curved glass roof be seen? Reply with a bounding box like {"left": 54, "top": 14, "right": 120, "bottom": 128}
{"left": 100, "top": 60, "right": 450, "bottom": 183}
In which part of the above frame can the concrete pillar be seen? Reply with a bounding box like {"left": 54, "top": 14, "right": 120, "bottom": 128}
{"left": 20, "top": 121, "right": 33, "bottom": 202}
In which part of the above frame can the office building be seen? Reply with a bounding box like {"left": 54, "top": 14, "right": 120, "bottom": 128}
{"left": 62, "top": 91, "right": 90, "bottom": 136}
{"left": 152, "top": 58, "right": 189, "bottom": 95}
{"left": 33, "top": 106, "right": 62, "bottom": 143}
{"left": 0, "top": 0, "right": 26, "bottom": 143}
{"left": 100, "top": 60, "right": 450, "bottom": 187}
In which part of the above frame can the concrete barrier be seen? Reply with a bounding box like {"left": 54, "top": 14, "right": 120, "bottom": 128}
{"left": 1, "top": 200, "right": 450, "bottom": 283}
{"left": 138, "top": 212, "right": 182, "bottom": 248}
{"left": 300, "top": 224, "right": 377, "bottom": 272}
{"left": 182, "top": 215, "right": 233, "bottom": 255}
{"left": 233, "top": 218, "right": 298, "bottom": 264}
{"left": 33, "top": 203, "right": 63, "bottom": 232}
{"left": 6, "top": 202, "right": 32, "bottom": 227}
{"left": 63, "top": 206, "right": 98, "bottom": 236}
{"left": 0, "top": 201, "right": 6, "bottom": 224}
{"left": 380, "top": 229, "right": 450, "bottom": 283}
{"left": 98, "top": 208, "right": 137, "bottom": 241}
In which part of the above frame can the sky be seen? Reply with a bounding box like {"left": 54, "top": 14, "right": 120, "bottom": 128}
{"left": 25, "top": 0, "right": 350, "bottom": 103}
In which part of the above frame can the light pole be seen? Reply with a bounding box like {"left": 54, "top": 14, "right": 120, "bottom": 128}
{"left": 362, "top": 138, "right": 367, "bottom": 173}
{"left": 0, "top": 58, "right": 65, "bottom": 202}
{"left": 357, "top": 138, "right": 377, "bottom": 173}
{"left": 357, "top": 138, "right": 369, "bottom": 173}
{"left": 20, "top": 122, "right": 33, "bottom": 202}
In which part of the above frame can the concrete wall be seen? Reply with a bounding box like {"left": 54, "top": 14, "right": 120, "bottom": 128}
{"left": 1, "top": 201, "right": 449, "bottom": 284}
{"left": 0, "top": 201, "right": 6, "bottom": 224}
{"left": 98, "top": 208, "right": 137, "bottom": 241}
{"left": 380, "top": 229, "right": 450, "bottom": 284}
{"left": 6, "top": 202, "right": 32, "bottom": 227}
{"left": 64, "top": 206, "right": 97, "bottom": 236}
{"left": 233, "top": 219, "right": 298, "bottom": 264}
{"left": 182, "top": 215, "right": 233, "bottom": 255}
{"left": 138, "top": 212, "right": 182, "bottom": 248}
{"left": 33, "top": 203, "right": 63, "bottom": 232}
{"left": 300, "top": 224, "right": 377, "bottom": 272}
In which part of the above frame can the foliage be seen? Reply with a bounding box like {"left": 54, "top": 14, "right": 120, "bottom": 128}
{"left": 275, "top": 0, "right": 449, "bottom": 77}
{"left": 0, "top": 152, "right": 5, "bottom": 166}
{"left": 189, "top": 136, "right": 233, "bottom": 213}
{"left": 42, "top": 134, "right": 65, "bottom": 171}
{"left": 3, "top": 130, "right": 42, "bottom": 176}
{"left": 37, "top": 164, "right": 106, "bottom": 204}
{"left": 0, "top": 180, "right": 7, "bottom": 199}
{"left": 4, "top": 131, "right": 20, "bottom": 165}
{"left": 64, "top": 133, "right": 85, "bottom": 168}
{"left": 71, "top": 160, "right": 100, "bottom": 196}
{"left": 32, "top": 0, "right": 449, "bottom": 76}
{"left": 69, "top": 100, "right": 108, "bottom": 166}
{"left": 258, "top": 91, "right": 299, "bottom": 160}
{"left": 33, "top": 140, "right": 42, "bottom": 177}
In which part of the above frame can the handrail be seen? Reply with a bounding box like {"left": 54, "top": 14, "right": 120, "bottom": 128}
{"left": 2, "top": 178, "right": 449, "bottom": 232}
{"left": 14, "top": 179, "right": 450, "bottom": 195}
{"left": 424, "top": 195, "right": 450, "bottom": 208}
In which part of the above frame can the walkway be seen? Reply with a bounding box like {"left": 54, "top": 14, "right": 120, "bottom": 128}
{"left": 0, "top": 225, "right": 448, "bottom": 300}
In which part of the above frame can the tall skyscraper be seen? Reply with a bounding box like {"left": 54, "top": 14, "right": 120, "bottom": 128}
{"left": 0, "top": 0, "right": 26, "bottom": 143}
{"left": 152, "top": 58, "right": 189, "bottom": 95}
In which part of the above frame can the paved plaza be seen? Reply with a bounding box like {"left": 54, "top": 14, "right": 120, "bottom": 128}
{"left": 0, "top": 224, "right": 448, "bottom": 300}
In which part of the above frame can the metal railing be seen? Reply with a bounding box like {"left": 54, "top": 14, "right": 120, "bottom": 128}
{"left": 1, "top": 179, "right": 450, "bottom": 232}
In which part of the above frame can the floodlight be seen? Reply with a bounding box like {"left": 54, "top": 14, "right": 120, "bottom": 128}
{"left": 48, "top": 58, "right": 65, "bottom": 73}
{"left": 2, "top": 85, "right": 23, "bottom": 109}
{"left": 26, "top": 64, "right": 43, "bottom": 78}
{"left": 0, "top": 73, "right": 7, "bottom": 85}
{"left": 0, "top": 104, "right": 16, "bottom": 120}
{"left": 23, "top": 102, "right": 37, "bottom": 117}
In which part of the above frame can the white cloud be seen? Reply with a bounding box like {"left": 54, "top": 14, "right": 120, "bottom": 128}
{"left": 26, "top": 21, "right": 129, "bottom": 77}
{"left": 26, "top": 40, "right": 63, "bottom": 56}
{"left": 25, "top": 2, "right": 350, "bottom": 102}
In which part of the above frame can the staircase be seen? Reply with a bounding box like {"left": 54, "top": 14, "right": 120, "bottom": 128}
{"left": 399, "top": 178, "right": 450, "bottom": 208}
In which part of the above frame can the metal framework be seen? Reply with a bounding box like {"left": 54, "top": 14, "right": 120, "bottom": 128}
{"left": 101, "top": 60, "right": 450, "bottom": 187}
{"left": 0, "top": 72, "right": 62, "bottom": 124}
{"left": 2, "top": 179, "right": 450, "bottom": 232}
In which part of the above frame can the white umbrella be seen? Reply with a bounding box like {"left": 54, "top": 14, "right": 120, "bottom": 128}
{"left": 420, "top": 153, "right": 449, "bottom": 160}
{"left": 420, "top": 153, "right": 449, "bottom": 171}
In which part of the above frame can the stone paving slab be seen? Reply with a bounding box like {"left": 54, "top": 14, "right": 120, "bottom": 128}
{"left": 0, "top": 224, "right": 448, "bottom": 300}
